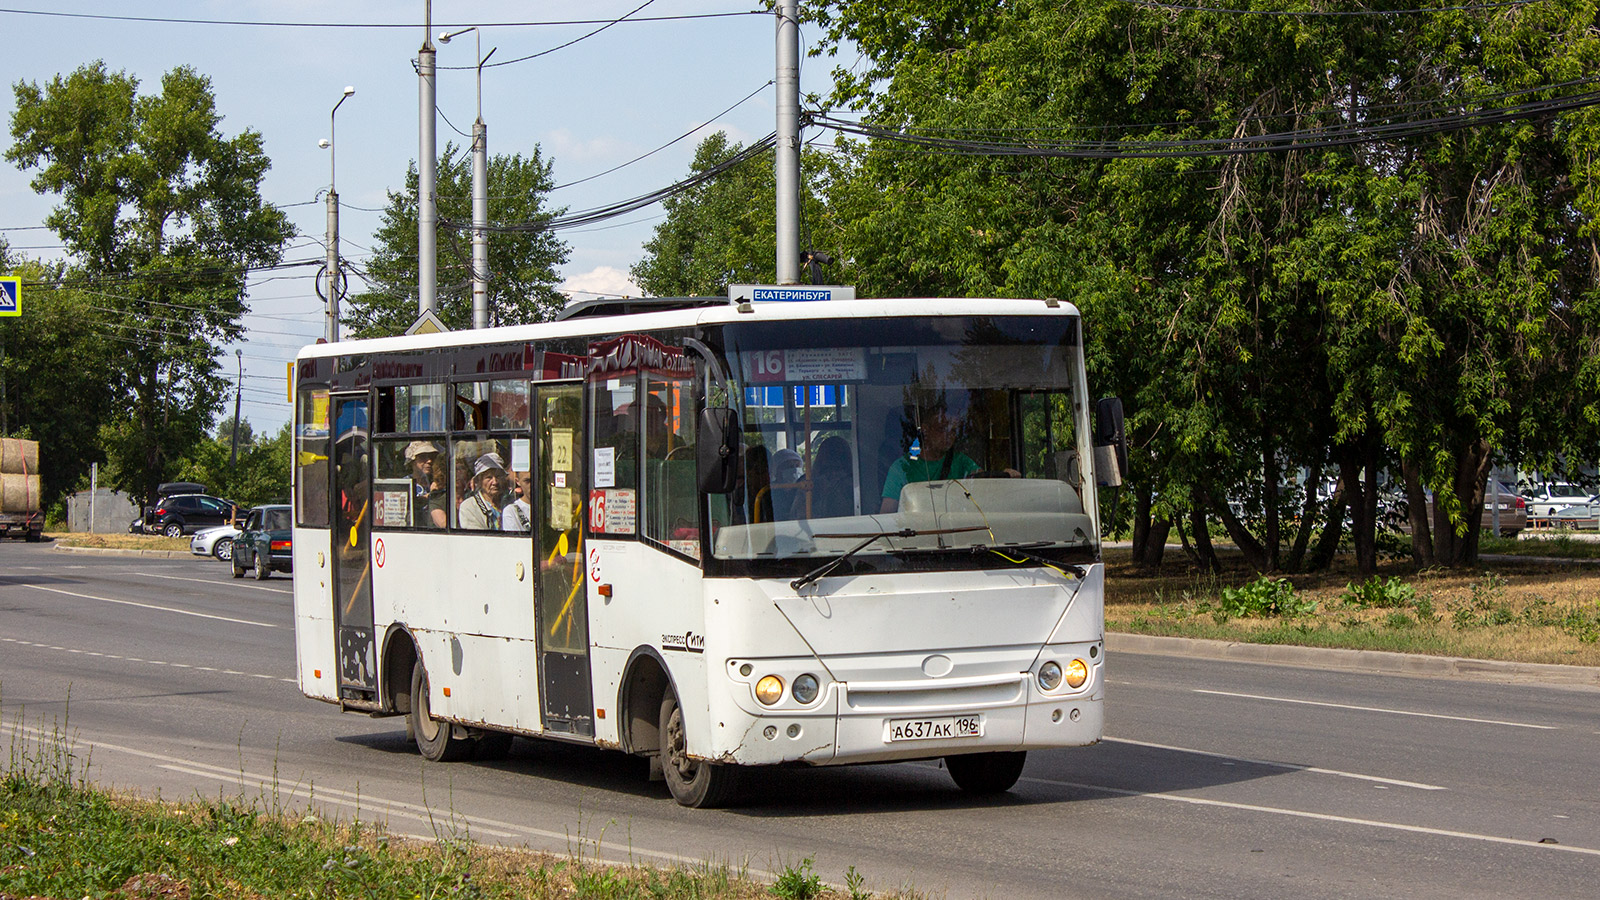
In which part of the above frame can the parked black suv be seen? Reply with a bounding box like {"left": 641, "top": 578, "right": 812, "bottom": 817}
{"left": 143, "top": 493, "right": 242, "bottom": 537}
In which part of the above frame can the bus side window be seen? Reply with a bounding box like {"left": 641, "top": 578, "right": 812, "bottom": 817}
{"left": 589, "top": 375, "right": 639, "bottom": 536}
{"left": 644, "top": 375, "right": 700, "bottom": 555}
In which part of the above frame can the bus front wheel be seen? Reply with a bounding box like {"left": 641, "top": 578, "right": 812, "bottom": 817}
{"left": 659, "top": 691, "right": 738, "bottom": 808}
{"left": 410, "top": 664, "right": 472, "bottom": 762}
{"left": 945, "top": 751, "right": 1027, "bottom": 794}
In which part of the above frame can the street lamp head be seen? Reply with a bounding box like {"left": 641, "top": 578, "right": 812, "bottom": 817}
{"left": 342, "top": 85, "right": 356, "bottom": 97}
{"left": 439, "top": 26, "right": 476, "bottom": 44}
{"left": 318, "top": 139, "right": 331, "bottom": 149}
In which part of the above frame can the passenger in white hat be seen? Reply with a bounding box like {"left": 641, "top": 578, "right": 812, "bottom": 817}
{"left": 458, "top": 451, "right": 508, "bottom": 530}
{"left": 403, "top": 440, "right": 447, "bottom": 528}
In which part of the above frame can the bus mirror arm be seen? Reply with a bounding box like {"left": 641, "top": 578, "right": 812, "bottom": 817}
{"left": 1093, "top": 397, "right": 1128, "bottom": 488}
{"left": 698, "top": 407, "right": 743, "bottom": 494}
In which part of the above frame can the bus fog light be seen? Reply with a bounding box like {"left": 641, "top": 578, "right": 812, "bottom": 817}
{"left": 1037, "top": 661, "right": 1063, "bottom": 691}
{"left": 1050, "top": 709, "right": 1062, "bottom": 723}
{"left": 1066, "top": 659, "right": 1089, "bottom": 689}
{"left": 787, "top": 724, "right": 801, "bottom": 738}
{"left": 764, "top": 726, "right": 777, "bottom": 740}
{"left": 1070, "top": 707, "right": 1082, "bottom": 722}
{"left": 755, "top": 675, "right": 785, "bottom": 705}
{"left": 792, "top": 674, "right": 820, "bottom": 704}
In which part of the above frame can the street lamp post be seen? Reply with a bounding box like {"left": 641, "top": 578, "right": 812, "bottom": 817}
{"left": 440, "top": 26, "right": 496, "bottom": 330}
{"left": 229, "top": 349, "right": 243, "bottom": 466}
{"left": 321, "top": 85, "right": 355, "bottom": 343}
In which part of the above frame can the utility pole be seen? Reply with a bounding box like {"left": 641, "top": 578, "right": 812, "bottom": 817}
{"left": 441, "top": 26, "right": 495, "bottom": 330}
{"left": 322, "top": 86, "right": 354, "bottom": 343}
{"left": 775, "top": 0, "right": 801, "bottom": 285}
{"left": 418, "top": 0, "right": 439, "bottom": 316}
{"left": 229, "top": 349, "right": 242, "bottom": 466}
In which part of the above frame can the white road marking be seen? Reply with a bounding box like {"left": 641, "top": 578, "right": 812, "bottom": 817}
{"left": 134, "top": 571, "right": 290, "bottom": 594}
{"left": 19, "top": 583, "right": 276, "bottom": 628}
{"left": 1023, "top": 776, "right": 1600, "bottom": 857}
{"left": 1105, "top": 737, "right": 1446, "bottom": 790}
{"left": 0, "top": 636, "right": 294, "bottom": 683}
{"left": 1193, "top": 689, "right": 1556, "bottom": 730}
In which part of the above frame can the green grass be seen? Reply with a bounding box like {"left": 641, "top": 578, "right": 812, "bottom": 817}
{"left": 1480, "top": 532, "right": 1600, "bottom": 560}
{"left": 0, "top": 714, "right": 901, "bottom": 900}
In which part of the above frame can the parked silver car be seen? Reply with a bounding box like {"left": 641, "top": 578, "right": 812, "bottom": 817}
{"left": 189, "top": 524, "right": 242, "bottom": 560}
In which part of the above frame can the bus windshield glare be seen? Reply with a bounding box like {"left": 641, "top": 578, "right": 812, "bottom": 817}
{"left": 709, "top": 314, "right": 1096, "bottom": 566}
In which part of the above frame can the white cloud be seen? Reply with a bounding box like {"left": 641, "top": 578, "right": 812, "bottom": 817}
{"left": 560, "top": 266, "right": 641, "bottom": 300}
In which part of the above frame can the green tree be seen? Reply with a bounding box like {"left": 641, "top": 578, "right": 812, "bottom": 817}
{"left": 343, "top": 143, "right": 569, "bottom": 337}
{"left": 174, "top": 421, "right": 291, "bottom": 508}
{"left": 0, "top": 259, "right": 120, "bottom": 504}
{"left": 8, "top": 62, "right": 294, "bottom": 505}
{"left": 631, "top": 132, "right": 848, "bottom": 296}
{"left": 808, "top": 0, "right": 1600, "bottom": 570}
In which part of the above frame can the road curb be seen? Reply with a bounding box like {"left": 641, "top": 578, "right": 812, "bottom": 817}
{"left": 1106, "top": 632, "right": 1600, "bottom": 689}
{"left": 51, "top": 543, "right": 190, "bottom": 559}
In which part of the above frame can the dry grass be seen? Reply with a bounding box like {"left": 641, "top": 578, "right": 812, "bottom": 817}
{"left": 1105, "top": 548, "right": 1600, "bottom": 667}
{"left": 45, "top": 532, "right": 191, "bottom": 551}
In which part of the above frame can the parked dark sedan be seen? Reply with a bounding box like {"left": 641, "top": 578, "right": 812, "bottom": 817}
{"left": 231, "top": 505, "right": 293, "bottom": 580}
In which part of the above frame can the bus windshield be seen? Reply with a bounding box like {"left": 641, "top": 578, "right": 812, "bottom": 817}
{"left": 708, "top": 314, "right": 1096, "bottom": 570}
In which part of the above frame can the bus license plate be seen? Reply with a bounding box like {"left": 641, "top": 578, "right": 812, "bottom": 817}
{"left": 885, "top": 715, "right": 983, "bottom": 742}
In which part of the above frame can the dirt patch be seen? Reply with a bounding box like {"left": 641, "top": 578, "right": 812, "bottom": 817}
{"left": 49, "top": 532, "right": 190, "bottom": 551}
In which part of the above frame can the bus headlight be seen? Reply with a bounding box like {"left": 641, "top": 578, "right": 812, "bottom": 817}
{"left": 1037, "top": 661, "right": 1063, "bottom": 691}
{"left": 792, "top": 674, "right": 820, "bottom": 704}
{"left": 1065, "top": 658, "right": 1089, "bottom": 689}
{"left": 755, "top": 675, "right": 785, "bottom": 706}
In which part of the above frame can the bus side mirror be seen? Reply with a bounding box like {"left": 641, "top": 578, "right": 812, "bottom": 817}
{"left": 1093, "top": 397, "right": 1128, "bottom": 487}
{"left": 698, "top": 407, "right": 742, "bottom": 494}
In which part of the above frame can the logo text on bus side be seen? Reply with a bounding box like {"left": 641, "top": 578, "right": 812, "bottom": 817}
{"left": 661, "top": 631, "right": 706, "bottom": 653}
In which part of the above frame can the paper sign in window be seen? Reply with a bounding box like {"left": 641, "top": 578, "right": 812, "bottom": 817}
{"left": 593, "top": 446, "right": 615, "bottom": 487}
{"left": 551, "top": 428, "right": 574, "bottom": 472}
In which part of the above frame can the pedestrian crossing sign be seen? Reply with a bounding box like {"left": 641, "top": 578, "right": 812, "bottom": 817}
{"left": 0, "top": 277, "right": 18, "bottom": 316}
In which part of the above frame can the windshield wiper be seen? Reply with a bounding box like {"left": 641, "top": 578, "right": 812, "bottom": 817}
{"left": 975, "top": 542, "right": 1088, "bottom": 579}
{"left": 791, "top": 525, "right": 987, "bottom": 591}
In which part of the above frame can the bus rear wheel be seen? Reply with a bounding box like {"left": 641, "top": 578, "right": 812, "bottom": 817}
{"left": 945, "top": 751, "right": 1027, "bottom": 795}
{"left": 659, "top": 690, "right": 738, "bottom": 808}
{"left": 410, "top": 664, "right": 472, "bottom": 762}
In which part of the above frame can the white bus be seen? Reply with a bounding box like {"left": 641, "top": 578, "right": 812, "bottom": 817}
{"left": 291, "top": 292, "right": 1123, "bottom": 807}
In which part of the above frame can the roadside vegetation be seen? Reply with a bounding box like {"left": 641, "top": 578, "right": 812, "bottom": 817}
{"left": 44, "top": 533, "right": 190, "bottom": 552}
{"left": 0, "top": 717, "right": 887, "bottom": 900}
{"left": 1105, "top": 545, "right": 1600, "bottom": 666}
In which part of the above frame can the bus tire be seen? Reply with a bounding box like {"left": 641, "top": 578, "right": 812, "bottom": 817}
{"left": 945, "top": 751, "right": 1027, "bottom": 795}
{"left": 410, "top": 663, "right": 472, "bottom": 762}
{"left": 659, "top": 690, "right": 738, "bottom": 808}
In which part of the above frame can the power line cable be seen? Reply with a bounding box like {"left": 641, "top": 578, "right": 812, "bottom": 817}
{"left": 0, "top": 6, "right": 763, "bottom": 29}
{"left": 435, "top": 1, "right": 660, "bottom": 71}
{"left": 553, "top": 80, "right": 775, "bottom": 191}
{"left": 807, "top": 85, "right": 1600, "bottom": 159}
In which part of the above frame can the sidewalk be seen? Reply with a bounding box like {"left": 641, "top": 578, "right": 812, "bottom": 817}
{"left": 1108, "top": 632, "right": 1600, "bottom": 690}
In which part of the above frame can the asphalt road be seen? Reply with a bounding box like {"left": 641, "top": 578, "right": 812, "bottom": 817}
{"left": 2, "top": 542, "right": 1597, "bottom": 899}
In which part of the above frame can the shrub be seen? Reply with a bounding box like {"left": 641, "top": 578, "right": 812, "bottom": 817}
{"left": 771, "top": 857, "right": 823, "bottom": 900}
{"left": 1342, "top": 576, "right": 1416, "bottom": 609}
{"left": 1218, "top": 576, "right": 1316, "bottom": 619}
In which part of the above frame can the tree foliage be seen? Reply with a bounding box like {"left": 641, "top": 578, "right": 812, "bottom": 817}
{"left": 342, "top": 143, "right": 570, "bottom": 337}
{"left": 804, "top": 0, "right": 1600, "bottom": 570}
{"left": 7, "top": 61, "right": 293, "bottom": 505}
{"left": 632, "top": 132, "right": 849, "bottom": 296}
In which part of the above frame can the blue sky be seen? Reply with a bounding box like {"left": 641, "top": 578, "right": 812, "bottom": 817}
{"left": 0, "top": 1, "right": 839, "bottom": 432}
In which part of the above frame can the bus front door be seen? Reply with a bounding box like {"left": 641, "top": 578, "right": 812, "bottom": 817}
{"left": 533, "top": 383, "right": 593, "bottom": 736}
{"left": 331, "top": 394, "right": 376, "bottom": 703}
